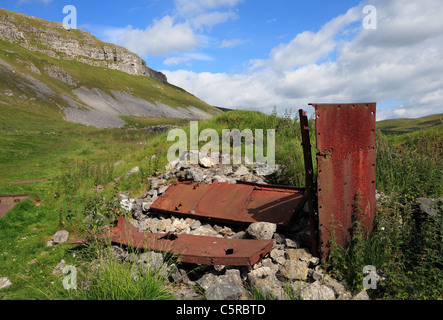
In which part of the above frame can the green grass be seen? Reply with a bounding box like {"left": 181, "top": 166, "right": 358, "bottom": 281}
{"left": 377, "top": 113, "right": 443, "bottom": 135}
{"left": 0, "top": 106, "right": 441, "bottom": 300}
{"left": 120, "top": 116, "right": 191, "bottom": 129}
{"left": 0, "top": 108, "right": 311, "bottom": 300}
{"left": 376, "top": 127, "right": 442, "bottom": 199}
{"left": 38, "top": 245, "right": 176, "bottom": 300}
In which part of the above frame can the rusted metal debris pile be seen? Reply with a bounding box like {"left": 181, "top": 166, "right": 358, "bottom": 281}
{"left": 71, "top": 103, "right": 376, "bottom": 300}
{"left": 119, "top": 169, "right": 310, "bottom": 267}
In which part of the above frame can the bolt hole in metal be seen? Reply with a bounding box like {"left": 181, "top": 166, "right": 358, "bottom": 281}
{"left": 225, "top": 248, "right": 234, "bottom": 255}
{"left": 159, "top": 232, "right": 178, "bottom": 241}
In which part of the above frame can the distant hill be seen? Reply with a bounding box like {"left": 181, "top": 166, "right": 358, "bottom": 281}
{"left": 376, "top": 113, "right": 443, "bottom": 135}
{"left": 0, "top": 8, "right": 220, "bottom": 128}
{"left": 213, "top": 106, "right": 236, "bottom": 112}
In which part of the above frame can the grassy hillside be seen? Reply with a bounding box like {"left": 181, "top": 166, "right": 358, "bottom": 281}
{"left": 0, "top": 39, "right": 218, "bottom": 113}
{"left": 0, "top": 109, "right": 441, "bottom": 300}
{"left": 377, "top": 113, "right": 443, "bottom": 135}
{"left": 0, "top": 35, "right": 219, "bottom": 187}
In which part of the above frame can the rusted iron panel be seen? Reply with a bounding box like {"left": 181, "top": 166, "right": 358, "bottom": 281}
{"left": 72, "top": 217, "right": 273, "bottom": 266}
{"left": 150, "top": 180, "right": 307, "bottom": 228}
{"left": 310, "top": 103, "right": 376, "bottom": 261}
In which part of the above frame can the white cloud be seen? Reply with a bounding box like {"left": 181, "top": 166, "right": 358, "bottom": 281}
{"left": 99, "top": 0, "right": 242, "bottom": 62}
{"left": 110, "top": 16, "right": 199, "bottom": 57}
{"left": 190, "top": 11, "right": 238, "bottom": 30}
{"left": 218, "top": 38, "right": 245, "bottom": 48}
{"left": 174, "top": 0, "right": 243, "bottom": 16}
{"left": 164, "top": 0, "right": 443, "bottom": 120}
{"left": 164, "top": 53, "right": 214, "bottom": 66}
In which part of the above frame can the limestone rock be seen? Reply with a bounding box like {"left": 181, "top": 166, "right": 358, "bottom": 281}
{"left": 0, "top": 277, "right": 12, "bottom": 290}
{"left": 204, "top": 269, "right": 247, "bottom": 300}
{"left": 246, "top": 222, "right": 277, "bottom": 240}
{"left": 323, "top": 275, "right": 352, "bottom": 300}
{"left": 279, "top": 260, "right": 309, "bottom": 280}
{"left": 352, "top": 290, "right": 371, "bottom": 300}
{"left": 200, "top": 157, "right": 215, "bottom": 168}
{"left": 300, "top": 281, "right": 336, "bottom": 300}
{"left": 234, "top": 165, "right": 249, "bottom": 176}
{"left": 49, "top": 230, "right": 69, "bottom": 246}
{"left": 247, "top": 266, "right": 285, "bottom": 299}
{"left": 126, "top": 166, "right": 140, "bottom": 178}
{"left": 157, "top": 219, "right": 172, "bottom": 232}
{"left": 51, "top": 259, "right": 66, "bottom": 276}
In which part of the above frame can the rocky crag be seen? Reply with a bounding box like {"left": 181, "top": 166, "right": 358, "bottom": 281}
{"left": 0, "top": 9, "right": 220, "bottom": 128}
{"left": 0, "top": 9, "right": 166, "bottom": 82}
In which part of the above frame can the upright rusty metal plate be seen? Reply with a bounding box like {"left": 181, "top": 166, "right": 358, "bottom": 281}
{"left": 150, "top": 180, "right": 307, "bottom": 228}
{"left": 310, "top": 103, "right": 376, "bottom": 260}
{"left": 72, "top": 217, "right": 273, "bottom": 266}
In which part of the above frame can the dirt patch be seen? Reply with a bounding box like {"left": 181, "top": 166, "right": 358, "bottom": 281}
{"left": 0, "top": 194, "right": 30, "bottom": 217}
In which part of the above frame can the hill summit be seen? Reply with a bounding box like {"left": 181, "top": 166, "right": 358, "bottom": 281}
{"left": 0, "top": 8, "right": 167, "bottom": 82}
{"left": 0, "top": 8, "right": 220, "bottom": 128}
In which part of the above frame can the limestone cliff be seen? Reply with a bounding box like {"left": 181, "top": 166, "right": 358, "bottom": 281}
{"left": 0, "top": 8, "right": 167, "bottom": 83}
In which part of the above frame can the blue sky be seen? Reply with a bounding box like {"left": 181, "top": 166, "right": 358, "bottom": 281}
{"left": 1, "top": 0, "right": 443, "bottom": 119}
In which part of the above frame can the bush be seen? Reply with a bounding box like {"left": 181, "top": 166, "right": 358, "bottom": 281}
{"left": 328, "top": 195, "right": 443, "bottom": 300}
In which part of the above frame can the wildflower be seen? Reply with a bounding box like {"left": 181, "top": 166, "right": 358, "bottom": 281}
{"left": 12, "top": 258, "right": 15, "bottom": 262}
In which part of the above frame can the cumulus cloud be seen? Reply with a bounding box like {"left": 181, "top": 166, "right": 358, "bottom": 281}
{"left": 175, "top": 0, "right": 241, "bottom": 31}
{"left": 190, "top": 11, "right": 239, "bottom": 30}
{"left": 101, "top": 0, "right": 242, "bottom": 63}
{"left": 174, "top": 0, "right": 243, "bottom": 16}
{"left": 218, "top": 38, "right": 245, "bottom": 48}
{"left": 164, "top": 53, "right": 214, "bottom": 66}
{"left": 110, "top": 16, "right": 199, "bottom": 57}
{"left": 164, "top": 0, "right": 443, "bottom": 120}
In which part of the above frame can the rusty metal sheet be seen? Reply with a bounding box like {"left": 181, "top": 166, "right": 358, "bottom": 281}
{"left": 72, "top": 217, "right": 273, "bottom": 266}
{"left": 150, "top": 180, "right": 307, "bottom": 229}
{"left": 310, "top": 103, "right": 377, "bottom": 261}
